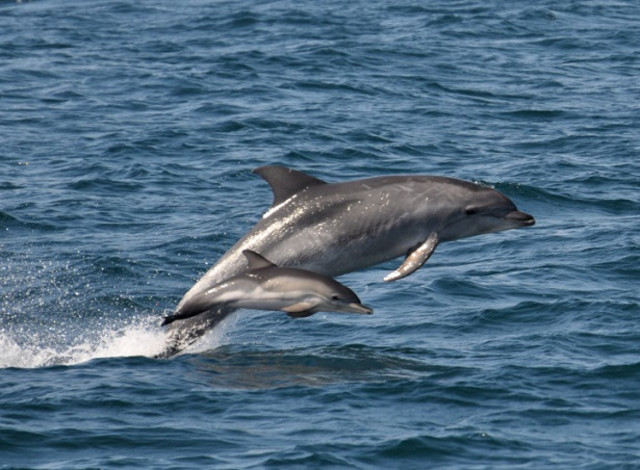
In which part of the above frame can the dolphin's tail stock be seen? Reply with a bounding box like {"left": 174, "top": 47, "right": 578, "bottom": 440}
{"left": 155, "top": 307, "right": 235, "bottom": 358}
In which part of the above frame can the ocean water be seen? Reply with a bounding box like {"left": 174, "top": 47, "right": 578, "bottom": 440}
{"left": 1, "top": 0, "right": 639, "bottom": 468}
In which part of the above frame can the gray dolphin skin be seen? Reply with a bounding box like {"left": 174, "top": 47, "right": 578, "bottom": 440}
{"left": 161, "top": 250, "right": 372, "bottom": 326}
{"left": 161, "top": 166, "right": 534, "bottom": 357}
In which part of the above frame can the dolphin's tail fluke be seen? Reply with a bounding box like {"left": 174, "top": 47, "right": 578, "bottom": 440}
{"left": 161, "top": 298, "right": 230, "bottom": 326}
{"left": 160, "top": 314, "right": 178, "bottom": 326}
{"left": 160, "top": 310, "right": 201, "bottom": 326}
{"left": 160, "top": 311, "right": 195, "bottom": 326}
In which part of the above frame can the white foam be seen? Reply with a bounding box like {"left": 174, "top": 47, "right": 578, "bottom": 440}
{"left": 1, "top": 316, "right": 171, "bottom": 368}
{"left": 0, "top": 312, "right": 238, "bottom": 368}
{"left": 0, "top": 332, "right": 58, "bottom": 369}
{"left": 74, "top": 316, "right": 170, "bottom": 363}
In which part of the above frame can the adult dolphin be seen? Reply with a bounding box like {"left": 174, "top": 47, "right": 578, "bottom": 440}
{"left": 160, "top": 166, "right": 534, "bottom": 357}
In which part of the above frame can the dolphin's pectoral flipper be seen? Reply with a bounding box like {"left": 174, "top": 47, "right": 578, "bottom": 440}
{"left": 282, "top": 301, "right": 315, "bottom": 314}
{"left": 282, "top": 301, "right": 317, "bottom": 318}
{"left": 286, "top": 310, "right": 315, "bottom": 318}
{"left": 383, "top": 232, "right": 440, "bottom": 282}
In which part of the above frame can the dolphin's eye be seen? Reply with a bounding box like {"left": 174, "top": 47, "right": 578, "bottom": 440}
{"left": 465, "top": 206, "right": 479, "bottom": 216}
{"left": 331, "top": 294, "right": 340, "bottom": 301}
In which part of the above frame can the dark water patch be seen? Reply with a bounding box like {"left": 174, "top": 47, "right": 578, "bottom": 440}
{"left": 292, "top": 79, "right": 378, "bottom": 96}
{"left": 512, "top": 181, "right": 639, "bottom": 218}
{"left": 471, "top": 300, "right": 556, "bottom": 328}
{"left": 500, "top": 109, "right": 567, "bottom": 120}
{"left": 222, "top": 10, "right": 260, "bottom": 29}
{"left": 68, "top": 176, "right": 142, "bottom": 193}
{"left": 0, "top": 210, "right": 50, "bottom": 233}
{"left": 193, "top": 102, "right": 248, "bottom": 116}
{"left": 431, "top": 277, "right": 492, "bottom": 299}
{"left": 189, "top": 343, "right": 437, "bottom": 391}
{"left": 593, "top": 361, "right": 640, "bottom": 381}
{"left": 262, "top": 450, "right": 354, "bottom": 469}
{"left": 593, "top": 253, "right": 640, "bottom": 280}
{"left": 375, "top": 432, "right": 533, "bottom": 464}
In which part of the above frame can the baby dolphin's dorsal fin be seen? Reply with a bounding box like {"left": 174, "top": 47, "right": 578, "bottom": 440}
{"left": 253, "top": 166, "right": 327, "bottom": 207}
{"left": 242, "top": 250, "right": 276, "bottom": 270}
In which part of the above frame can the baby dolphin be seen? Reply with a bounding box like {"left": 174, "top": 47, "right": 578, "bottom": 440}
{"left": 161, "top": 250, "right": 372, "bottom": 326}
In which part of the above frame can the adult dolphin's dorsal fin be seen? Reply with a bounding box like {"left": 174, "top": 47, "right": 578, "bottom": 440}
{"left": 253, "top": 166, "right": 327, "bottom": 207}
{"left": 243, "top": 250, "right": 276, "bottom": 270}
{"left": 383, "top": 232, "right": 440, "bottom": 282}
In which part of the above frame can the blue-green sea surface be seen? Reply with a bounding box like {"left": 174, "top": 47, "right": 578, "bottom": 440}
{"left": 1, "top": 0, "right": 639, "bottom": 468}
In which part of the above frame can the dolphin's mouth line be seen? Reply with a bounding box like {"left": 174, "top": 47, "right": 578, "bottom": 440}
{"left": 505, "top": 210, "right": 536, "bottom": 226}
{"left": 346, "top": 302, "right": 373, "bottom": 315}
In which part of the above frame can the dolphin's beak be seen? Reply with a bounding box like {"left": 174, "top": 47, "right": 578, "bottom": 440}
{"left": 505, "top": 210, "right": 535, "bottom": 227}
{"left": 343, "top": 302, "right": 374, "bottom": 315}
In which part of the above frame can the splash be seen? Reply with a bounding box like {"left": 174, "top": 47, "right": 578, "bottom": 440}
{"left": 0, "top": 314, "right": 216, "bottom": 368}
{"left": 72, "top": 316, "right": 171, "bottom": 363}
{"left": 0, "top": 316, "right": 163, "bottom": 368}
{"left": 0, "top": 313, "right": 236, "bottom": 369}
{"left": 0, "top": 249, "right": 238, "bottom": 368}
{"left": 0, "top": 248, "right": 223, "bottom": 367}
